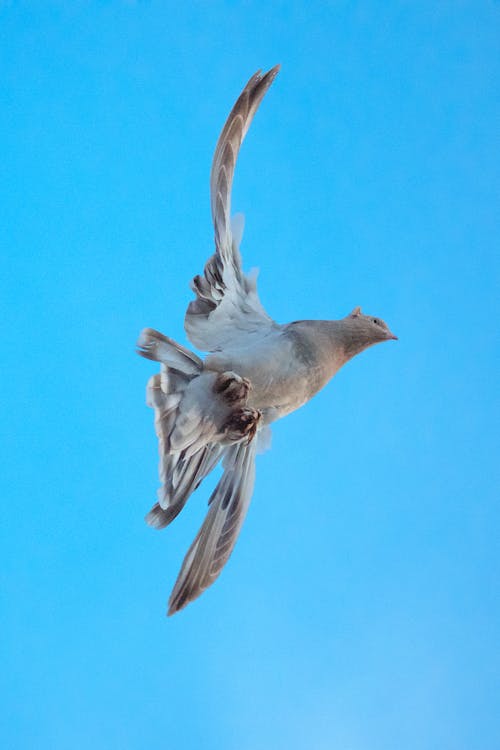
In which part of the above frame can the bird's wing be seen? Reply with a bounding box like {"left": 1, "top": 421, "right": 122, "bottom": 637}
{"left": 167, "top": 439, "right": 257, "bottom": 615}
{"left": 184, "top": 66, "right": 280, "bottom": 353}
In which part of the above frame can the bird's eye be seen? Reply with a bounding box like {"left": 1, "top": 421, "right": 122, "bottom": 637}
{"left": 372, "top": 318, "right": 380, "bottom": 326}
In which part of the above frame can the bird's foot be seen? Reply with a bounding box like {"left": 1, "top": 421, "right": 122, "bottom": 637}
{"left": 214, "top": 371, "right": 251, "bottom": 404}
{"left": 223, "top": 407, "right": 262, "bottom": 443}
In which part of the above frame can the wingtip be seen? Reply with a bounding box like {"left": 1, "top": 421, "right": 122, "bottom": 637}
{"left": 250, "top": 64, "right": 280, "bottom": 83}
{"left": 167, "top": 597, "right": 185, "bottom": 617}
{"left": 167, "top": 587, "right": 187, "bottom": 616}
{"left": 263, "top": 64, "right": 281, "bottom": 83}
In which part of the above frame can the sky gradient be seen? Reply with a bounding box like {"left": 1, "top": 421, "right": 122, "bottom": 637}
{"left": 1, "top": 2, "right": 499, "bottom": 749}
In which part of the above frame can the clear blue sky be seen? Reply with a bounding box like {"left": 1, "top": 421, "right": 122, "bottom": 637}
{"left": 1, "top": 2, "right": 498, "bottom": 749}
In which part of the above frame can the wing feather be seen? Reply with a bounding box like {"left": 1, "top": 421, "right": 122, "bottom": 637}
{"left": 185, "top": 66, "right": 280, "bottom": 352}
{"left": 167, "top": 439, "right": 257, "bottom": 615}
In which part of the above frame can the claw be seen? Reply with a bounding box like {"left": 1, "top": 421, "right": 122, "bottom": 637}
{"left": 214, "top": 371, "right": 251, "bottom": 404}
{"left": 223, "top": 407, "right": 262, "bottom": 443}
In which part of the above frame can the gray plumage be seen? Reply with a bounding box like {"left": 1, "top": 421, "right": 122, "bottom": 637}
{"left": 137, "top": 66, "right": 397, "bottom": 616}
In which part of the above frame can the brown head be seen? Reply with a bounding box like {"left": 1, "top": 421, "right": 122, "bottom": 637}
{"left": 340, "top": 306, "right": 397, "bottom": 360}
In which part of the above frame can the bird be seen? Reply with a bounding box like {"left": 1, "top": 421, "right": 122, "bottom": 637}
{"left": 137, "top": 65, "right": 397, "bottom": 616}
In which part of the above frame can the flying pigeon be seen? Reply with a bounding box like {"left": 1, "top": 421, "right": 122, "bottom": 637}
{"left": 137, "top": 65, "right": 397, "bottom": 615}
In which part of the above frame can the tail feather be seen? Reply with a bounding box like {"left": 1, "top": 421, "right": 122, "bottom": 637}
{"left": 137, "top": 328, "right": 202, "bottom": 375}
{"left": 138, "top": 327, "right": 259, "bottom": 615}
{"left": 145, "top": 443, "right": 223, "bottom": 529}
{"left": 139, "top": 328, "right": 224, "bottom": 527}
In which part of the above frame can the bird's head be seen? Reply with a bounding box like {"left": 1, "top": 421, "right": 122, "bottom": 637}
{"left": 341, "top": 306, "right": 397, "bottom": 359}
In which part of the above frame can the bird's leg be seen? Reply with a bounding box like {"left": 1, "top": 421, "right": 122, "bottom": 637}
{"left": 214, "top": 372, "right": 260, "bottom": 443}
{"left": 214, "top": 371, "right": 251, "bottom": 404}
{"left": 222, "top": 407, "right": 262, "bottom": 444}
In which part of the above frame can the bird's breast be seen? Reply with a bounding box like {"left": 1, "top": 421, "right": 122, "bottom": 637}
{"left": 204, "top": 331, "right": 332, "bottom": 423}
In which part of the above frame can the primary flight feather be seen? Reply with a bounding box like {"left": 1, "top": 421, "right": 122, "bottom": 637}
{"left": 137, "top": 65, "right": 397, "bottom": 616}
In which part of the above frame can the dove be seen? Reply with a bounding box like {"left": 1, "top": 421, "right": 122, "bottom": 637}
{"left": 137, "top": 65, "right": 397, "bottom": 615}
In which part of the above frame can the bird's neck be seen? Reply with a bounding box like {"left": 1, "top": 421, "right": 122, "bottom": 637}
{"left": 297, "top": 319, "right": 375, "bottom": 368}
{"left": 324, "top": 319, "right": 375, "bottom": 362}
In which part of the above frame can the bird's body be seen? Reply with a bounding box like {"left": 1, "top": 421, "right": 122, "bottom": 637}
{"left": 138, "top": 66, "right": 396, "bottom": 615}
{"left": 205, "top": 320, "right": 366, "bottom": 421}
{"left": 205, "top": 325, "right": 326, "bottom": 422}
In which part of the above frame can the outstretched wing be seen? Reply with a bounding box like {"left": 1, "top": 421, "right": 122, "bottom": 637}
{"left": 184, "top": 66, "right": 280, "bottom": 353}
{"left": 167, "top": 439, "right": 257, "bottom": 615}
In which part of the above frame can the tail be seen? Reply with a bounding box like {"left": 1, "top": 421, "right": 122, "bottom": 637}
{"left": 137, "top": 328, "right": 222, "bottom": 527}
{"left": 137, "top": 327, "right": 202, "bottom": 374}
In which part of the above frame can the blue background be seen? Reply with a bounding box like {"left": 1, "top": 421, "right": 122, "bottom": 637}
{"left": 1, "top": 2, "right": 498, "bottom": 748}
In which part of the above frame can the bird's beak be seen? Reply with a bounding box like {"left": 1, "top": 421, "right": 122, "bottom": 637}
{"left": 388, "top": 332, "right": 398, "bottom": 340}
